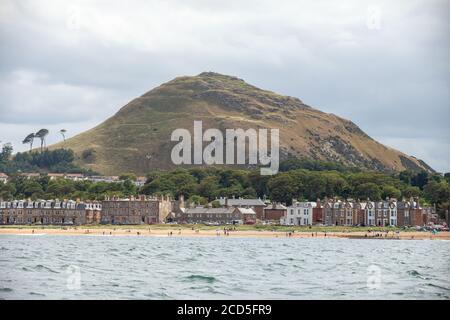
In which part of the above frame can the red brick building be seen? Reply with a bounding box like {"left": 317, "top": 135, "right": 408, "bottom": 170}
{"left": 264, "top": 203, "right": 287, "bottom": 221}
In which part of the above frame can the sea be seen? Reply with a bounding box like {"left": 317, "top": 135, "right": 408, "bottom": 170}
{"left": 0, "top": 235, "right": 449, "bottom": 299}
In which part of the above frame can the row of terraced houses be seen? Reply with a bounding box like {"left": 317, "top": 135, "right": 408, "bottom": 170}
{"left": 0, "top": 195, "right": 439, "bottom": 227}
{"left": 281, "top": 198, "right": 437, "bottom": 227}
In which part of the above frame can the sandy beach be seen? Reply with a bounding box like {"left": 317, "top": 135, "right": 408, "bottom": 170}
{"left": 0, "top": 227, "right": 449, "bottom": 240}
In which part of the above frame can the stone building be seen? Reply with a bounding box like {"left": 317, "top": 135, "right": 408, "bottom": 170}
{"left": 397, "top": 198, "right": 426, "bottom": 227}
{"left": 281, "top": 197, "right": 431, "bottom": 227}
{"left": 176, "top": 206, "right": 241, "bottom": 224}
{"left": 100, "top": 195, "right": 172, "bottom": 225}
{"left": 373, "top": 199, "right": 397, "bottom": 226}
{"left": 235, "top": 207, "right": 257, "bottom": 224}
{"left": 312, "top": 200, "right": 324, "bottom": 224}
{"left": 85, "top": 201, "right": 102, "bottom": 224}
{"left": 0, "top": 199, "right": 87, "bottom": 225}
{"left": 217, "top": 197, "right": 266, "bottom": 220}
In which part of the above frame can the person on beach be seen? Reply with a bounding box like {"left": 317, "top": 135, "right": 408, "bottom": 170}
{"left": 32, "top": 229, "right": 34, "bottom": 234}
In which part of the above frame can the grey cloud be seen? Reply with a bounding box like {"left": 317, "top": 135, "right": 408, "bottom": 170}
{"left": 0, "top": 0, "right": 449, "bottom": 171}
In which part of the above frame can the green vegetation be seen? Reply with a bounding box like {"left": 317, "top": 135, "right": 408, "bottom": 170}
{"left": 0, "top": 144, "right": 94, "bottom": 175}
{"left": 137, "top": 162, "right": 449, "bottom": 217}
{"left": 1, "top": 144, "right": 448, "bottom": 218}
{"left": 0, "top": 174, "right": 137, "bottom": 201}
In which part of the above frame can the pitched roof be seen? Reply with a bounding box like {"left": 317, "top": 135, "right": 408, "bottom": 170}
{"left": 265, "top": 204, "right": 287, "bottom": 210}
{"left": 218, "top": 198, "right": 265, "bottom": 206}
{"left": 236, "top": 207, "right": 256, "bottom": 215}
{"left": 186, "top": 207, "right": 236, "bottom": 215}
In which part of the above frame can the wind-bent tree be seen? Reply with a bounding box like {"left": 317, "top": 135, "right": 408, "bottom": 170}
{"left": 60, "top": 129, "right": 67, "bottom": 142}
{"left": 35, "top": 129, "right": 49, "bottom": 151}
{"left": 22, "top": 133, "right": 35, "bottom": 151}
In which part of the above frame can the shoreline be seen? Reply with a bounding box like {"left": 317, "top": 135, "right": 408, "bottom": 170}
{"left": 0, "top": 227, "right": 448, "bottom": 240}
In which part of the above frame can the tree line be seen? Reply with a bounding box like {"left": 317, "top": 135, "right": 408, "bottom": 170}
{"left": 0, "top": 147, "right": 449, "bottom": 217}
{"left": 0, "top": 145, "right": 93, "bottom": 174}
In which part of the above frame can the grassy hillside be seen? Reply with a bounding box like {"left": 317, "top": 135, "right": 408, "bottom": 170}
{"left": 51, "top": 72, "right": 433, "bottom": 175}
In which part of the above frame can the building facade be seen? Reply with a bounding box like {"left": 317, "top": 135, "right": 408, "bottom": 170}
{"left": 281, "top": 198, "right": 430, "bottom": 227}
{"left": 264, "top": 203, "right": 287, "bottom": 221}
{"left": 175, "top": 207, "right": 242, "bottom": 224}
{"left": 281, "top": 201, "right": 316, "bottom": 226}
{"left": 217, "top": 197, "right": 266, "bottom": 220}
{"left": 0, "top": 199, "right": 88, "bottom": 225}
{"left": 100, "top": 195, "right": 172, "bottom": 225}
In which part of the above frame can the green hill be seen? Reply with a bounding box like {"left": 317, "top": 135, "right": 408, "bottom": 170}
{"left": 51, "top": 72, "right": 433, "bottom": 175}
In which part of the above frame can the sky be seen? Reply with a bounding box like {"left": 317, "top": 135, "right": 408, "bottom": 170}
{"left": 0, "top": 0, "right": 449, "bottom": 172}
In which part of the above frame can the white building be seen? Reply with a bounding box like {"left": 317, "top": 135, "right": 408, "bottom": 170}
{"left": 363, "top": 201, "right": 376, "bottom": 226}
{"left": 374, "top": 200, "right": 397, "bottom": 226}
{"left": 281, "top": 200, "right": 316, "bottom": 226}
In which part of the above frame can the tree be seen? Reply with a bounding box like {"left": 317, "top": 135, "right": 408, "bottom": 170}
{"left": 381, "top": 185, "right": 401, "bottom": 199}
{"left": 0, "top": 183, "right": 16, "bottom": 200}
{"left": 35, "top": 129, "right": 49, "bottom": 151}
{"left": 423, "top": 180, "right": 450, "bottom": 218}
{"left": 197, "top": 176, "right": 220, "bottom": 201}
{"left": 267, "top": 174, "right": 298, "bottom": 205}
{"left": 22, "top": 180, "right": 44, "bottom": 198}
{"left": 211, "top": 200, "right": 221, "bottom": 208}
{"left": 188, "top": 195, "right": 207, "bottom": 206}
{"left": 399, "top": 170, "right": 413, "bottom": 185}
{"left": 355, "top": 183, "right": 382, "bottom": 200}
{"left": 0, "top": 143, "right": 13, "bottom": 164}
{"left": 411, "top": 171, "right": 429, "bottom": 189}
{"left": 444, "top": 173, "right": 450, "bottom": 184}
{"left": 60, "top": 129, "right": 67, "bottom": 142}
{"left": 122, "top": 179, "right": 137, "bottom": 197}
{"left": 402, "top": 186, "right": 421, "bottom": 198}
{"left": 424, "top": 180, "right": 450, "bottom": 205}
{"left": 22, "top": 133, "right": 35, "bottom": 151}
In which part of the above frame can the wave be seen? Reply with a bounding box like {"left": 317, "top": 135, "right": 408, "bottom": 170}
{"left": 35, "top": 264, "right": 59, "bottom": 273}
{"left": 185, "top": 274, "right": 217, "bottom": 283}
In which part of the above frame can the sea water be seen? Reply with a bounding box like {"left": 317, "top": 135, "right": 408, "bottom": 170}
{"left": 0, "top": 235, "right": 448, "bottom": 299}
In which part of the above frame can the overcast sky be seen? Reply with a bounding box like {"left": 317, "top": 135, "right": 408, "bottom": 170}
{"left": 0, "top": 0, "right": 449, "bottom": 172}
